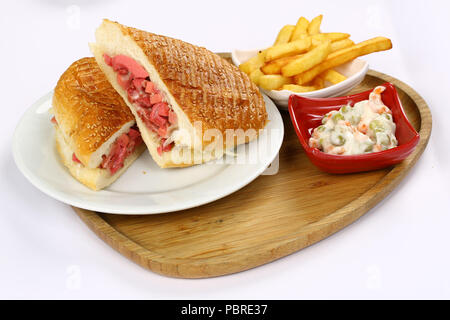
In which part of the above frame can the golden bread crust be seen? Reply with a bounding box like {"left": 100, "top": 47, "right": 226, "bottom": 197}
{"left": 52, "top": 57, "right": 134, "bottom": 165}
{"left": 110, "top": 20, "right": 268, "bottom": 135}
{"left": 55, "top": 137, "right": 98, "bottom": 190}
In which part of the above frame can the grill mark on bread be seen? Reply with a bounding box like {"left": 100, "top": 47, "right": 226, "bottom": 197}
{"left": 115, "top": 22, "right": 267, "bottom": 136}
{"left": 53, "top": 58, "right": 134, "bottom": 162}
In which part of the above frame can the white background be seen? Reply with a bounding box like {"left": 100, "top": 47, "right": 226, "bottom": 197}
{"left": 1, "top": 0, "right": 449, "bottom": 299}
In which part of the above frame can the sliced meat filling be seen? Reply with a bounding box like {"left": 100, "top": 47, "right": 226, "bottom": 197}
{"left": 103, "top": 54, "right": 177, "bottom": 155}
{"left": 99, "top": 127, "right": 143, "bottom": 175}
{"left": 51, "top": 117, "right": 142, "bottom": 175}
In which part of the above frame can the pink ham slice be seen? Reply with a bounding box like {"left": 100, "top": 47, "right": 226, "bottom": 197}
{"left": 145, "top": 82, "right": 157, "bottom": 94}
{"left": 103, "top": 54, "right": 113, "bottom": 66}
{"left": 70, "top": 130, "right": 141, "bottom": 174}
{"left": 168, "top": 110, "right": 177, "bottom": 124}
{"left": 150, "top": 103, "right": 169, "bottom": 127}
{"left": 110, "top": 55, "right": 149, "bottom": 79}
{"left": 157, "top": 139, "right": 174, "bottom": 156}
{"left": 103, "top": 54, "right": 176, "bottom": 154}
{"left": 117, "top": 73, "right": 132, "bottom": 89}
{"left": 99, "top": 128, "right": 143, "bottom": 175}
{"left": 109, "top": 134, "right": 130, "bottom": 174}
{"left": 150, "top": 94, "right": 162, "bottom": 105}
{"left": 132, "top": 78, "right": 146, "bottom": 91}
{"left": 72, "top": 153, "right": 82, "bottom": 164}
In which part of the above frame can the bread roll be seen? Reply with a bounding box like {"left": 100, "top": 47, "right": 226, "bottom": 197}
{"left": 52, "top": 57, "right": 145, "bottom": 190}
{"left": 90, "top": 19, "right": 268, "bottom": 168}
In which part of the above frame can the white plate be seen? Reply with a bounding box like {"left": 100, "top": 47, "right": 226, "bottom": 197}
{"left": 13, "top": 92, "right": 283, "bottom": 215}
{"left": 232, "top": 49, "right": 369, "bottom": 109}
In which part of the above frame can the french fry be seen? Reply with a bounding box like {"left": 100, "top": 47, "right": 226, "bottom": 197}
{"left": 312, "top": 76, "right": 325, "bottom": 89}
{"left": 281, "top": 41, "right": 331, "bottom": 77}
{"left": 249, "top": 68, "right": 264, "bottom": 85}
{"left": 239, "top": 50, "right": 267, "bottom": 75}
{"left": 322, "top": 69, "right": 347, "bottom": 84}
{"left": 290, "top": 17, "right": 309, "bottom": 41}
{"left": 311, "top": 38, "right": 326, "bottom": 48}
{"left": 295, "top": 37, "right": 393, "bottom": 84}
{"left": 281, "top": 84, "right": 317, "bottom": 93}
{"left": 274, "top": 25, "right": 296, "bottom": 45}
{"left": 330, "top": 39, "right": 355, "bottom": 53}
{"left": 259, "top": 75, "right": 292, "bottom": 90}
{"left": 261, "top": 54, "right": 302, "bottom": 74}
{"left": 248, "top": 16, "right": 392, "bottom": 93}
{"left": 312, "top": 32, "right": 350, "bottom": 42}
{"left": 307, "top": 15, "right": 323, "bottom": 35}
{"left": 311, "top": 34, "right": 350, "bottom": 49}
{"left": 265, "top": 38, "right": 311, "bottom": 62}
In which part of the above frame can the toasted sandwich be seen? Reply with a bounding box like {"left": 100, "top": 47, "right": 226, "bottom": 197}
{"left": 90, "top": 19, "right": 268, "bottom": 168}
{"left": 51, "top": 57, "right": 145, "bottom": 190}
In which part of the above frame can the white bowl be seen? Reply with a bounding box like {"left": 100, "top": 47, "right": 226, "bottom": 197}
{"left": 232, "top": 49, "right": 369, "bottom": 110}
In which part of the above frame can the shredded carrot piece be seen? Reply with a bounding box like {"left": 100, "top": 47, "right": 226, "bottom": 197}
{"left": 358, "top": 123, "right": 368, "bottom": 134}
{"left": 373, "top": 144, "right": 383, "bottom": 152}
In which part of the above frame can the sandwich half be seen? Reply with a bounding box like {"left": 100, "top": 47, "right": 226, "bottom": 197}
{"left": 90, "top": 19, "right": 268, "bottom": 168}
{"left": 52, "top": 57, "right": 146, "bottom": 190}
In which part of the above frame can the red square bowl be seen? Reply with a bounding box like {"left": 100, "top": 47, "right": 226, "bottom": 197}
{"left": 288, "top": 82, "right": 420, "bottom": 174}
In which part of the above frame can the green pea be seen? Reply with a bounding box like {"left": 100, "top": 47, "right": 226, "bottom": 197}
{"left": 341, "top": 105, "right": 350, "bottom": 113}
{"left": 333, "top": 113, "right": 345, "bottom": 123}
{"left": 337, "top": 135, "right": 346, "bottom": 146}
{"left": 383, "top": 113, "right": 392, "bottom": 121}
{"left": 378, "top": 133, "right": 391, "bottom": 146}
{"left": 317, "top": 125, "right": 326, "bottom": 132}
{"left": 319, "top": 138, "right": 324, "bottom": 146}
{"left": 369, "top": 120, "right": 384, "bottom": 132}
{"left": 365, "top": 144, "right": 374, "bottom": 152}
{"left": 350, "top": 115, "right": 361, "bottom": 125}
{"left": 331, "top": 134, "right": 346, "bottom": 146}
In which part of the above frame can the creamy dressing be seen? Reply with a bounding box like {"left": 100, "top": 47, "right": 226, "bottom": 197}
{"left": 309, "top": 86, "right": 398, "bottom": 155}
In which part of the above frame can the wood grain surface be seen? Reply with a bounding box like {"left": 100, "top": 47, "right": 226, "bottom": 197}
{"left": 73, "top": 54, "right": 432, "bottom": 278}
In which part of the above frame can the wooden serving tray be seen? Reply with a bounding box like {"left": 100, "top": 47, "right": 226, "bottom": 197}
{"left": 74, "top": 54, "right": 432, "bottom": 278}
